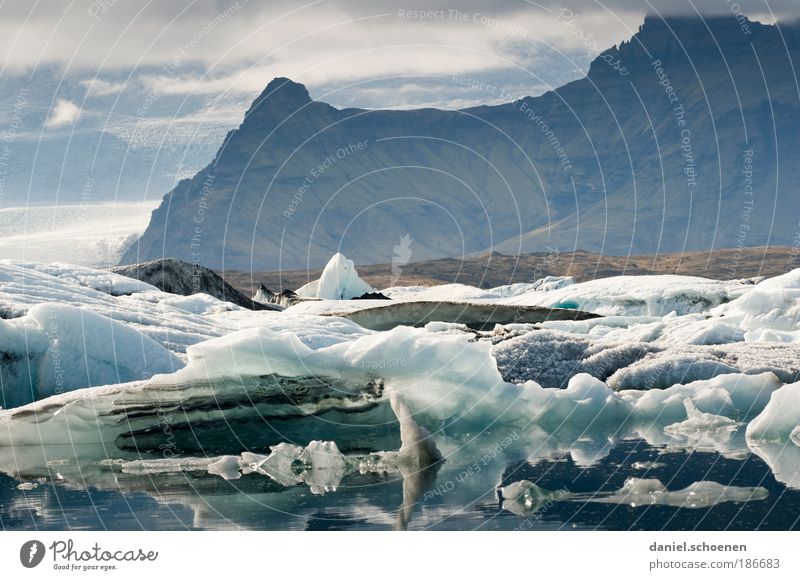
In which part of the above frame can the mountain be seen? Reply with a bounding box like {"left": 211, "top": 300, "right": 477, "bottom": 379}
{"left": 121, "top": 15, "right": 800, "bottom": 272}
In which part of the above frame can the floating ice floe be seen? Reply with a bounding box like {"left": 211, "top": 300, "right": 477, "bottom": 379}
{"left": 498, "top": 480, "right": 569, "bottom": 516}
{"left": 382, "top": 276, "right": 575, "bottom": 302}
{"left": 746, "top": 381, "right": 800, "bottom": 445}
{"left": 498, "top": 476, "right": 768, "bottom": 512}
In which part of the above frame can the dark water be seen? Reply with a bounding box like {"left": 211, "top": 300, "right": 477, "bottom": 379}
{"left": 2, "top": 439, "right": 799, "bottom": 531}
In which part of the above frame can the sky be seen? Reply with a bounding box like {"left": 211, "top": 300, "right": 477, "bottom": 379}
{"left": 1, "top": 0, "right": 795, "bottom": 111}
{"left": 0, "top": 0, "right": 796, "bottom": 206}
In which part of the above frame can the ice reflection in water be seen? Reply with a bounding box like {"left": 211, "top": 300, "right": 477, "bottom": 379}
{"left": 3, "top": 422, "right": 800, "bottom": 530}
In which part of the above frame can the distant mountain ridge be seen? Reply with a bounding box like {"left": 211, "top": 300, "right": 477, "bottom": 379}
{"left": 122, "top": 15, "right": 800, "bottom": 271}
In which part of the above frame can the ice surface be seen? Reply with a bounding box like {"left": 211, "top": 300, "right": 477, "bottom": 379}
{"left": 494, "top": 316, "right": 800, "bottom": 389}
{"left": 325, "top": 301, "right": 598, "bottom": 332}
{"left": 18, "top": 261, "right": 159, "bottom": 296}
{"left": 0, "top": 260, "right": 230, "bottom": 353}
{"left": 662, "top": 400, "right": 738, "bottom": 452}
{"left": 619, "top": 373, "right": 781, "bottom": 423}
{"left": 664, "top": 400, "right": 738, "bottom": 435}
{"left": 503, "top": 274, "right": 751, "bottom": 316}
{"left": 382, "top": 277, "right": 574, "bottom": 302}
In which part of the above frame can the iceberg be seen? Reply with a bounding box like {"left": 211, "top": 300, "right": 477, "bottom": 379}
{"left": 296, "top": 253, "right": 374, "bottom": 300}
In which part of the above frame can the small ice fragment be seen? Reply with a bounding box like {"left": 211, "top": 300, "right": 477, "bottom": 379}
{"left": 207, "top": 455, "right": 242, "bottom": 480}
{"left": 664, "top": 399, "right": 737, "bottom": 437}
{"left": 253, "top": 443, "right": 305, "bottom": 487}
{"left": 299, "top": 441, "right": 348, "bottom": 494}
{"left": 499, "top": 480, "right": 562, "bottom": 516}
{"left": 631, "top": 461, "right": 665, "bottom": 470}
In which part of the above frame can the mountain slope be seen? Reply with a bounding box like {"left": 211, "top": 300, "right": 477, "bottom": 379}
{"left": 122, "top": 15, "right": 800, "bottom": 272}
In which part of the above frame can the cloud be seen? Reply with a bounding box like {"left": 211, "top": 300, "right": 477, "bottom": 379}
{"left": 0, "top": 0, "right": 792, "bottom": 110}
{"left": 80, "top": 78, "right": 127, "bottom": 96}
{"left": 44, "top": 99, "right": 81, "bottom": 129}
{"left": 0, "top": 1, "right": 647, "bottom": 78}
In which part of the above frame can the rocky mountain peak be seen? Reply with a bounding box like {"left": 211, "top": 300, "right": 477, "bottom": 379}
{"left": 244, "top": 77, "right": 313, "bottom": 120}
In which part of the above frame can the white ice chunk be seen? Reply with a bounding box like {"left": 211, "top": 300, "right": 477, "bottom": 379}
{"left": 746, "top": 381, "right": 800, "bottom": 444}
{"left": 620, "top": 372, "right": 781, "bottom": 423}
{"left": 664, "top": 400, "right": 737, "bottom": 436}
{"left": 249, "top": 444, "right": 304, "bottom": 487}
{"left": 521, "top": 373, "right": 631, "bottom": 431}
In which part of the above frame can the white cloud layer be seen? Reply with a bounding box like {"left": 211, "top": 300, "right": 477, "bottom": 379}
{"left": 0, "top": 0, "right": 793, "bottom": 108}
{"left": 0, "top": 1, "right": 650, "bottom": 93}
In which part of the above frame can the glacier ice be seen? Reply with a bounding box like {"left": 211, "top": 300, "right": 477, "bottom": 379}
{"left": 4, "top": 257, "right": 800, "bottom": 507}
{"left": 712, "top": 268, "right": 800, "bottom": 338}
{"left": 324, "top": 301, "right": 599, "bottom": 331}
